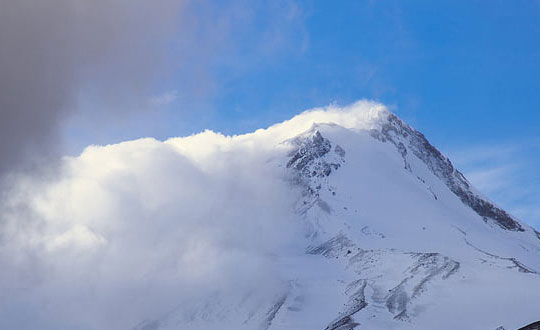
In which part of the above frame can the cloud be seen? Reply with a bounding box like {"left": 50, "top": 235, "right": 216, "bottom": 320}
{"left": 0, "top": 136, "right": 299, "bottom": 329}
{"left": 0, "top": 101, "right": 386, "bottom": 330}
{"left": 0, "top": 5, "right": 313, "bottom": 326}
{"left": 0, "top": 0, "right": 191, "bottom": 177}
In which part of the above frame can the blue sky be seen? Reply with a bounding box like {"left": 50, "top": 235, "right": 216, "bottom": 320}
{"left": 64, "top": 0, "right": 540, "bottom": 228}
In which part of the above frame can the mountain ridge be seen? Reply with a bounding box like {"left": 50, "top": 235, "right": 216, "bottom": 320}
{"left": 132, "top": 102, "right": 540, "bottom": 330}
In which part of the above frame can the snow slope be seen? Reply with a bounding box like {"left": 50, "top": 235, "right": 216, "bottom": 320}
{"left": 131, "top": 101, "right": 540, "bottom": 330}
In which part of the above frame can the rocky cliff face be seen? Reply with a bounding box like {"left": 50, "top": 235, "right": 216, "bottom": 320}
{"left": 286, "top": 129, "right": 345, "bottom": 216}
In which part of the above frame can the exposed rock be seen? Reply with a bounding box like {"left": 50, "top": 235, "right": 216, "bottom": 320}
{"left": 324, "top": 280, "right": 366, "bottom": 330}
{"left": 324, "top": 315, "right": 360, "bottom": 330}
{"left": 287, "top": 131, "right": 334, "bottom": 178}
{"left": 534, "top": 230, "right": 540, "bottom": 242}
{"left": 518, "top": 321, "right": 540, "bottom": 330}
{"left": 325, "top": 280, "right": 367, "bottom": 330}
{"left": 306, "top": 233, "right": 356, "bottom": 258}
{"left": 261, "top": 294, "right": 288, "bottom": 330}
{"left": 286, "top": 129, "right": 345, "bottom": 215}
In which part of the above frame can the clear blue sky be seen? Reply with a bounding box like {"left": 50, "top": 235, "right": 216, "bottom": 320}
{"left": 65, "top": 0, "right": 540, "bottom": 228}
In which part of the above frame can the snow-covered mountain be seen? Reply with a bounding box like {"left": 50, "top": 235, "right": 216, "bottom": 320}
{"left": 2, "top": 101, "right": 539, "bottom": 330}
{"left": 129, "top": 102, "right": 540, "bottom": 330}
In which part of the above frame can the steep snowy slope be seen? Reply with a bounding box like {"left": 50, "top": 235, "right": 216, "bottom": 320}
{"left": 131, "top": 102, "right": 540, "bottom": 330}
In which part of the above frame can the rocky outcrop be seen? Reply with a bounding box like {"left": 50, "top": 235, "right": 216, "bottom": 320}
{"left": 287, "top": 130, "right": 343, "bottom": 179}
{"left": 261, "top": 295, "right": 288, "bottom": 330}
{"left": 286, "top": 129, "right": 345, "bottom": 215}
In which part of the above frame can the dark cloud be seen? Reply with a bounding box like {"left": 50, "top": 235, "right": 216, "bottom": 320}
{"left": 0, "top": 0, "right": 187, "bottom": 175}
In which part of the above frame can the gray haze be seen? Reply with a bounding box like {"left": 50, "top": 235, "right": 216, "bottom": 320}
{"left": 0, "top": 0, "right": 187, "bottom": 175}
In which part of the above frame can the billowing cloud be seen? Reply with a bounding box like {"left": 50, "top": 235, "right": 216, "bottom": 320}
{"left": 0, "top": 101, "right": 385, "bottom": 330}
{"left": 0, "top": 2, "right": 311, "bottom": 327}
{"left": 0, "top": 134, "right": 298, "bottom": 329}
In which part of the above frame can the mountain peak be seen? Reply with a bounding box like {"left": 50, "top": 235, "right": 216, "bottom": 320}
{"left": 7, "top": 101, "right": 540, "bottom": 330}
{"left": 280, "top": 106, "right": 526, "bottom": 233}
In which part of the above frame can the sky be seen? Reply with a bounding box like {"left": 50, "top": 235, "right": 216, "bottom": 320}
{"left": 62, "top": 0, "right": 540, "bottom": 229}
{"left": 1, "top": 2, "right": 539, "bottom": 223}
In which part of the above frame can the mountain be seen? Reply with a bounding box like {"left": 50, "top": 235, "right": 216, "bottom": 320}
{"left": 2, "top": 101, "right": 538, "bottom": 330}
{"left": 130, "top": 102, "right": 540, "bottom": 330}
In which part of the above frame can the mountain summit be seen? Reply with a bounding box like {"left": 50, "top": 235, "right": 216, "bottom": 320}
{"left": 131, "top": 101, "right": 540, "bottom": 330}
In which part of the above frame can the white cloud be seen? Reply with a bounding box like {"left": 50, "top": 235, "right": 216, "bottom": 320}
{"left": 0, "top": 101, "right": 388, "bottom": 330}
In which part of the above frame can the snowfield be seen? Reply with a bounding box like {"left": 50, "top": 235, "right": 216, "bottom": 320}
{"left": 1, "top": 101, "right": 539, "bottom": 330}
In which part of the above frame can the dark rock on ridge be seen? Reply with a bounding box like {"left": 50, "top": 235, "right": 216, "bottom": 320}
{"left": 371, "top": 113, "right": 524, "bottom": 232}
{"left": 287, "top": 131, "right": 338, "bottom": 178}
{"left": 518, "top": 321, "right": 540, "bottom": 330}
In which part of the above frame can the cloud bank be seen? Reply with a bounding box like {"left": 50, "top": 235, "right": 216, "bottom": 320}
{"left": 0, "top": 133, "right": 298, "bottom": 330}
{"left": 0, "top": 0, "right": 193, "bottom": 175}
{"left": 0, "top": 101, "right": 386, "bottom": 330}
